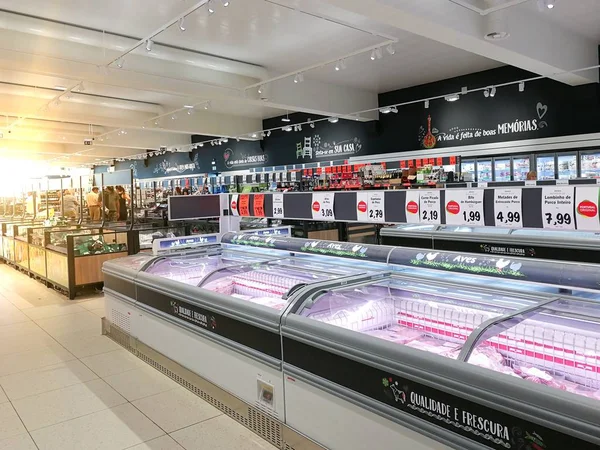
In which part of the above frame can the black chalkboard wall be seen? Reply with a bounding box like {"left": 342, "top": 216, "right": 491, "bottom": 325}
{"left": 108, "top": 66, "right": 600, "bottom": 177}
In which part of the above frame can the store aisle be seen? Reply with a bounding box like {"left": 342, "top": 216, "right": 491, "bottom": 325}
{"left": 0, "top": 265, "right": 277, "bottom": 450}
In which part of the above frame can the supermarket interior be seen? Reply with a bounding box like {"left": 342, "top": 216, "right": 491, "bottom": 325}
{"left": 0, "top": 1, "right": 600, "bottom": 449}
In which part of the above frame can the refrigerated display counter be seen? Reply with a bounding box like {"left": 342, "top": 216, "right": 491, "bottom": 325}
{"left": 380, "top": 223, "right": 600, "bottom": 263}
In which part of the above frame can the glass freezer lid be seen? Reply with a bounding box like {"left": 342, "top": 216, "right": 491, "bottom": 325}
{"left": 297, "top": 276, "right": 533, "bottom": 360}
{"left": 511, "top": 228, "right": 600, "bottom": 241}
{"left": 198, "top": 258, "right": 361, "bottom": 311}
{"left": 467, "top": 298, "right": 600, "bottom": 401}
{"left": 105, "top": 253, "right": 156, "bottom": 272}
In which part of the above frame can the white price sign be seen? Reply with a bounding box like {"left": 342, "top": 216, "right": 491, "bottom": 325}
{"left": 494, "top": 189, "right": 522, "bottom": 228}
{"left": 575, "top": 186, "right": 600, "bottom": 231}
{"left": 312, "top": 192, "right": 335, "bottom": 220}
{"left": 445, "top": 189, "right": 484, "bottom": 226}
{"left": 272, "top": 193, "right": 284, "bottom": 218}
{"left": 230, "top": 194, "right": 239, "bottom": 217}
{"left": 290, "top": 171, "right": 297, "bottom": 181}
{"left": 405, "top": 190, "right": 420, "bottom": 224}
{"left": 542, "top": 186, "right": 575, "bottom": 230}
{"left": 356, "top": 192, "right": 368, "bottom": 222}
{"left": 419, "top": 191, "right": 441, "bottom": 224}
{"left": 367, "top": 192, "right": 385, "bottom": 222}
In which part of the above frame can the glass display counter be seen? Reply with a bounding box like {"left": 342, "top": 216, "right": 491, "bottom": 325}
{"left": 25, "top": 225, "right": 82, "bottom": 279}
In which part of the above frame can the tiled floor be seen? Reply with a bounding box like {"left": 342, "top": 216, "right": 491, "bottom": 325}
{"left": 0, "top": 264, "right": 277, "bottom": 450}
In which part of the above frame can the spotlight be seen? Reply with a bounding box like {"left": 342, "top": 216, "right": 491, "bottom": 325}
{"left": 519, "top": 81, "right": 525, "bottom": 92}
{"left": 390, "top": 107, "right": 398, "bottom": 113}
{"left": 251, "top": 133, "right": 257, "bottom": 138}
{"left": 146, "top": 39, "right": 153, "bottom": 52}
{"left": 490, "top": 86, "right": 496, "bottom": 97}
{"left": 370, "top": 50, "right": 376, "bottom": 61}
{"left": 258, "top": 85, "right": 264, "bottom": 94}
{"left": 308, "top": 119, "right": 315, "bottom": 129}
{"left": 236, "top": 137, "right": 240, "bottom": 142}
{"left": 204, "top": 101, "right": 211, "bottom": 110}
{"left": 77, "top": 82, "right": 85, "bottom": 92}
{"left": 283, "top": 126, "right": 292, "bottom": 132}
{"left": 221, "top": 0, "right": 230, "bottom": 6}
{"left": 266, "top": 130, "right": 271, "bottom": 137}
{"left": 171, "top": 114, "right": 177, "bottom": 120}
{"left": 484, "top": 89, "right": 490, "bottom": 98}
{"left": 386, "top": 44, "right": 395, "bottom": 55}
{"left": 445, "top": 94, "right": 460, "bottom": 102}
{"left": 375, "top": 48, "right": 383, "bottom": 59}
{"left": 335, "top": 62, "right": 340, "bottom": 71}
{"left": 222, "top": 138, "right": 228, "bottom": 143}
{"left": 261, "top": 132, "right": 266, "bottom": 137}
{"left": 116, "top": 58, "right": 124, "bottom": 68}
{"left": 179, "top": 17, "right": 186, "bottom": 31}
{"left": 537, "top": 0, "right": 555, "bottom": 9}
{"left": 154, "top": 120, "right": 159, "bottom": 126}
{"left": 199, "top": 143, "right": 204, "bottom": 147}
{"left": 379, "top": 107, "right": 392, "bottom": 114}
{"left": 328, "top": 117, "right": 339, "bottom": 123}
{"left": 208, "top": 0, "right": 215, "bottom": 14}
{"left": 294, "top": 73, "right": 304, "bottom": 83}
{"left": 282, "top": 113, "right": 291, "bottom": 122}
{"left": 187, "top": 108, "right": 194, "bottom": 115}
{"left": 424, "top": 100, "right": 429, "bottom": 109}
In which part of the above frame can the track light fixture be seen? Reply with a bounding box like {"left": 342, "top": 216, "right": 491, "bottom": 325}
{"left": 204, "top": 101, "right": 211, "bottom": 110}
{"left": 370, "top": 50, "right": 376, "bottom": 61}
{"left": 261, "top": 132, "right": 266, "bottom": 138}
{"left": 335, "top": 60, "right": 347, "bottom": 71}
{"left": 484, "top": 88, "right": 490, "bottom": 98}
{"left": 282, "top": 112, "right": 291, "bottom": 122}
{"left": 328, "top": 117, "right": 339, "bottom": 123}
{"left": 146, "top": 39, "right": 153, "bottom": 52}
{"left": 222, "top": 138, "right": 228, "bottom": 143}
{"left": 386, "top": 44, "right": 395, "bottom": 55}
{"left": 171, "top": 114, "right": 177, "bottom": 120}
{"left": 308, "top": 119, "right": 315, "bottom": 129}
{"left": 199, "top": 143, "right": 204, "bottom": 147}
{"left": 221, "top": 0, "right": 230, "bottom": 6}
{"left": 208, "top": 0, "right": 215, "bottom": 14}
{"left": 424, "top": 100, "right": 429, "bottom": 109}
{"left": 519, "top": 82, "right": 525, "bottom": 92}
{"left": 251, "top": 133, "right": 258, "bottom": 138}
{"left": 293, "top": 73, "right": 304, "bottom": 83}
{"left": 179, "top": 17, "right": 186, "bottom": 31}
{"left": 537, "top": 0, "right": 555, "bottom": 10}
{"left": 445, "top": 94, "right": 460, "bottom": 102}
{"left": 490, "top": 86, "right": 497, "bottom": 97}
{"left": 266, "top": 130, "right": 271, "bottom": 137}
{"left": 236, "top": 137, "right": 240, "bottom": 142}
{"left": 76, "top": 82, "right": 85, "bottom": 92}
{"left": 187, "top": 108, "right": 194, "bottom": 115}
{"left": 379, "top": 107, "right": 392, "bottom": 114}
{"left": 283, "top": 126, "right": 292, "bottom": 132}
{"left": 116, "top": 58, "right": 124, "bottom": 68}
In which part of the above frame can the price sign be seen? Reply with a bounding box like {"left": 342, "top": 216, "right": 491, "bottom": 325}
{"left": 541, "top": 186, "right": 575, "bottom": 230}
{"left": 494, "top": 188, "right": 522, "bottom": 228}
{"left": 272, "top": 193, "right": 284, "bottom": 218}
{"left": 290, "top": 171, "right": 297, "bottom": 182}
{"left": 253, "top": 194, "right": 265, "bottom": 217}
{"left": 312, "top": 192, "right": 335, "bottom": 220}
{"left": 230, "top": 194, "right": 239, "bottom": 216}
{"left": 574, "top": 186, "right": 600, "bottom": 231}
{"left": 367, "top": 192, "right": 385, "bottom": 222}
{"left": 419, "top": 191, "right": 441, "bottom": 224}
{"left": 405, "top": 190, "right": 420, "bottom": 224}
{"left": 445, "top": 189, "right": 484, "bottom": 226}
{"left": 356, "top": 192, "right": 369, "bottom": 222}
{"left": 239, "top": 194, "right": 250, "bottom": 217}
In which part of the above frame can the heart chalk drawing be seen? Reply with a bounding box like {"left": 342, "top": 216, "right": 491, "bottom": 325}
{"left": 536, "top": 102, "right": 548, "bottom": 120}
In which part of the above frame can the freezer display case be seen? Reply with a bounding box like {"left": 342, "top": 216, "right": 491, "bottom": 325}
{"left": 536, "top": 154, "right": 555, "bottom": 180}
{"left": 493, "top": 158, "right": 511, "bottom": 182}
{"left": 460, "top": 160, "right": 475, "bottom": 181}
{"left": 557, "top": 152, "right": 578, "bottom": 179}
{"left": 580, "top": 150, "right": 600, "bottom": 178}
{"left": 381, "top": 224, "right": 600, "bottom": 264}
{"left": 512, "top": 156, "right": 530, "bottom": 181}
{"left": 476, "top": 159, "right": 492, "bottom": 182}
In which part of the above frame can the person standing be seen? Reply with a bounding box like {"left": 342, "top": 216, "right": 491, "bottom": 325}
{"left": 116, "top": 186, "right": 130, "bottom": 221}
{"left": 86, "top": 187, "right": 101, "bottom": 221}
{"left": 103, "top": 186, "right": 119, "bottom": 221}
{"left": 63, "top": 190, "right": 79, "bottom": 219}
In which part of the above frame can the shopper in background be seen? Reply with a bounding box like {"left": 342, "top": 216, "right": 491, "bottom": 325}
{"left": 526, "top": 171, "right": 538, "bottom": 181}
{"left": 86, "top": 187, "right": 101, "bottom": 221}
{"left": 25, "top": 192, "right": 35, "bottom": 216}
{"left": 116, "top": 185, "right": 130, "bottom": 221}
{"left": 62, "top": 189, "right": 79, "bottom": 219}
{"left": 103, "top": 186, "right": 119, "bottom": 221}
{"left": 175, "top": 186, "right": 183, "bottom": 196}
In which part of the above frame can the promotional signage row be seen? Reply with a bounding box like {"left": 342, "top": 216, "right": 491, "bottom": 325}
{"left": 228, "top": 186, "right": 600, "bottom": 231}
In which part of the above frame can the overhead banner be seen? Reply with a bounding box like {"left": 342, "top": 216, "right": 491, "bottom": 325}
{"left": 312, "top": 192, "right": 335, "bottom": 220}
{"left": 494, "top": 188, "right": 523, "bottom": 228}
{"left": 575, "top": 186, "right": 600, "bottom": 231}
{"left": 445, "top": 189, "right": 484, "bottom": 226}
{"left": 541, "top": 186, "right": 575, "bottom": 230}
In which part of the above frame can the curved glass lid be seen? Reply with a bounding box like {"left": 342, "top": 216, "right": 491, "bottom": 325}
{"left": 511, "top": 228, "right": 600, "bottom": 240}
{"left": 198, "top": 258, "right": 360, "bottom": 311}
{"left": 390, "top": 224, "right": 438, "bottom": 232}
{"left": 106, "top": 253, "right": 156, "bottom": 272}
{"left": 440, "top": 226, "right": 511, "bottom": 235}
{"left": 300, "top": 275, "right": 534, "bottom": 359}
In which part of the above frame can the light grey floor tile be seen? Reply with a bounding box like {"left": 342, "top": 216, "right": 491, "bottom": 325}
{"left": 34, "top": 311, "right": 101, "bottom": 338}
{"left": 0, "top": 308, "right": 30, "bottom": 326}
{"left": 55, "top": 331, "right": 120, "bottom": 358}
{"left": 132, "top": 387, "right": 221, "bottom": 433}
{"left": 0, "top": 387, "right": 7, "bottom": 404}
{"left": 0, "top": 402, "right": 27, "bottom": 441}
{"left": 0, "top": 330, "right": 57, "bottom": 357}
{"left": 0, "top": 359, "right": 98, "bottom": 401}
{"left": 0, "top": 344, "right": 75, "bottom": 377}
{"left": 81, "top": 349, "right": 147, "bottom": 378}
{"left": 89, "top": 308, "right": 106, "bottom": 318}
{"left": 13, "top": 378, "right": 127, "bottom": 431}
{"left": 171, "top": 415, "right": 277, "bottom": 450}
{"left": 23, "top": 304, "right": 87, "bottom": 320}
{"left": 104, "top": 366, "right": 179, "bottom": 402}
{"left": 31, "top": 403, "right": 164, "bottom": 450}
{"left": 126, "top": 435, "right": 184, "bottom": 450}
{"left": 0, "top": 433, "right": 38, "bottom": 450}
{"left": 78, "top": 298, "right": 105, "bottom": 311}
{"left": 0, "top": 321, "right": 42, "bottom": 340}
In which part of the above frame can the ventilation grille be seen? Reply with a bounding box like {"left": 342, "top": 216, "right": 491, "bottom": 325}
{"left": 111, "top": 309, "right": 131, "bottom": 334}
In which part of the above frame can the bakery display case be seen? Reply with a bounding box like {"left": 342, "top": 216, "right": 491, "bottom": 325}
{"left": 381, "top": 223, "right": 600, "bottom": 263}
{"left": 25, "top": 225, "right": 82, "bottom": 279}
{"left": 1, "top": 220, "right": 39, "bottom": 263}
{"left": 46, "top": 227, "right": 128, "bottom": 298}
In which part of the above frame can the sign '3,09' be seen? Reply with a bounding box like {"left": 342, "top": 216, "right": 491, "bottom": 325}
{"left": 312, "top": 192, "right": 335, "bottom": 220}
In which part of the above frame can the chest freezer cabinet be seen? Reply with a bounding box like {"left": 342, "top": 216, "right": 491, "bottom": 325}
{"left": 380, "top": 223, "right": 600, "bottom": 264}
{"left": 280, "top": 273, "right": 600, "bottom": 450}
{"left": 102, "top": 245, "right": 371, "bottom": 420}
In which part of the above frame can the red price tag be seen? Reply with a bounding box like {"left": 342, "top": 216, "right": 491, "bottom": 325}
{"left": 400, "top": 160, "right": 407, "bottom": 169}
{"left": 239, "top": 194, "right": 250, "bottom": 216}
{"left": 436, "top": 157, "right": 443, "bottom": 166}
{"left": 253, "top": 194, "right": 265, "bottom": 217}
{"left": 416, "top": 159, "right": 422, "bottom": 168}
{"left": 408, "top": 160, "right": 414, "bottom": 168}
{"left": 317, "top": 168, "right": 322, "bottom": 175}
{"left": 450, "top": 156, "right": 457, "bottom": 165}
{"left": 381, "top": 162, "right": 387, "bottom": 169}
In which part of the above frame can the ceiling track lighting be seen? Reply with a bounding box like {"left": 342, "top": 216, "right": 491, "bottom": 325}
{"left": 179, "top": 17, "right": 186, "bottom": 31}
{"left": 199, "top": 143, "right": 204, "bottom": 147}
{"left": 370, "top": 50, "right": 376, "bottom": 61}
{"left": 204, "top": 101, "right": 211, "bottom": 110}
{"left": 519, "top": 82, "right": 525, "bottom": 92}
{"left": 283, "top": 126, "right": 292, "bottom": 132}
{"left": 379, "top": 107, "right": 392, "bottom": 114}
{"left": 537, "top": 0, "right": 556, "bottom": 10}
{"left": 208, "top": 0, "right": 215, "bottom": 14}
{"left": 222, "top": 138, "right": 228, "bottom": 143}
{"left": 266, "top": 130, "right": 271, "bottom": 137}
{"left": 328, "top": 117, "right": 339, "bottom": 123}
{"left": 490, "top": 86, "right": 497, "bottom": 97}
{"left": 294, "top": 73, "right": 304, "bottom": 84}
{"left": 221, "top": 0, "right": 230, "bottom": 6}
{"left": 386, "top": 44, "right": 395, "bottom": 55}
{"left": 484, "top": 88, "right": 490, "bottom": 98}
{"left": 445, "top": 94, "right": 460, "bottom": 102}
{"left": 251, "top": 133, "right": 258, "bottom": 138}
{"left": 282, "top": 112, "right": 291, "bottom": 123}
{"left": 146, "top": 39, "right": 153, "bottom": 52}
{"left": 116, "top": 58, "right": 124, "bottom": 68}
{"left": 187, "top": 108, "right": 194, "bottom": 115}
{"left": 258, "top": 85, "right": 264, "bottom": 94}
{"left": 424, "top": 100, "right": 429, "bottom": 109}
{"left": 171, "top": 114, "right": 177, "bottom": 120}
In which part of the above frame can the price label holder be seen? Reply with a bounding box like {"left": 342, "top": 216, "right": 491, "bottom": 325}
{"left": 525, "top": 180, "right": 536, "bottom": 186}
{"left": 312, "top": 192, "right": 335, "bottom": 220}
{"left": 367, "top": 192, "right": 385, "bottom": 222}
{"left": 253, "top": 193, "right": 265, "bottom": 217}
{"left": 575, "top": 186, "right": 600, "bottom": 231}
{"left": 356, "top": 192, "right": 368, "bottom": 222}
{"left": 445, "top": 189, "right": 484, "bottom": 226}
{"left": 556, "top": 179, "right": 569, "bottom": 186}
{"left": 239, "top": 194, "right": 250, "bottom": 217}
{"left": 230, "top": 194, "right": 239, "bottom": 216}
{"left": 541, "top": 186, "right": 575, "bottom": 230}
{"left": 494, "top": 188, "right": 522, "bottom": 228}
{"left": 405, "top": 190, "right": 420, "bottom": 224}
{"left": 419, "top": 190, "right": 441, "bottom": 224}
{"left": 272, "top": 193, "right": 284, "bottom": 218}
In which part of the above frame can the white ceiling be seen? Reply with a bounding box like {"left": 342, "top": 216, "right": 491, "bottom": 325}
{"left": 0, "top": 0, "right": 595, "bottom": 168}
